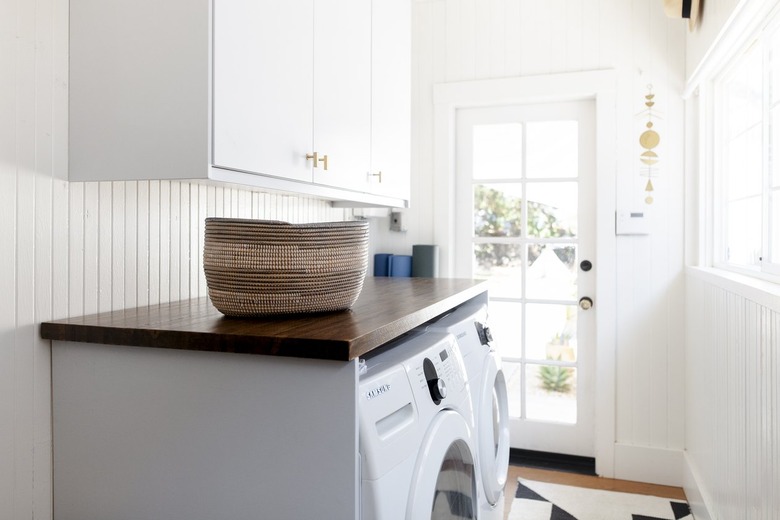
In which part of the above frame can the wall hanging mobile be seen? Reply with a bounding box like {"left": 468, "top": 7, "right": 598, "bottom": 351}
{"left": 638, "top": 85, "right": 660, "bottom": 205}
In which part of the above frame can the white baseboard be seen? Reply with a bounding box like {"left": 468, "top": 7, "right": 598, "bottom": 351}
{"left": 613, "top": 443, "right": 683, "bottom": 487}
{"left": 683, "top": 451, "right": 713, "bottom": 520}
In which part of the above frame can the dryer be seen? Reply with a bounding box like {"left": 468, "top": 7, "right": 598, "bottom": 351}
{"left": 359, "top": 331, "right": 477, "bottom": 519}
{"left": 425, "top": 299, "right": 510, "bottom": 520}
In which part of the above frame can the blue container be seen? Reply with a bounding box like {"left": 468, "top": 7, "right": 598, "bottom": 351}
{"left": 373, "top": 253, "right": 393, "bottom": 277}
{"left": 389, "top": 255, "right": 413, "bottom": 277}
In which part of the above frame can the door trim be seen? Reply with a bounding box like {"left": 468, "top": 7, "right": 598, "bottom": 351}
{"left": 432, "top": 70, "right": 618, "bottom": 478}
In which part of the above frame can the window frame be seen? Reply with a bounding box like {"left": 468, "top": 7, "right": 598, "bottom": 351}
{"left": 710, "top": 17, "right": 780, "bottom": 283}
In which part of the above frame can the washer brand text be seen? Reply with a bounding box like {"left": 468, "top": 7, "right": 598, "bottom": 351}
{"left": 366, "top": 384, "right": 391, "bottom": 400}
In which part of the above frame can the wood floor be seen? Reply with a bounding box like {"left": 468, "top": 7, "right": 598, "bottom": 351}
{"left": 503, "top": 465, "right": 687, "bottom": 519}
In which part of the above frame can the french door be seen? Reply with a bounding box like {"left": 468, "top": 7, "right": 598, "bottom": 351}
{"left": 454, "top": 100, "right": 596, "bottom": 457}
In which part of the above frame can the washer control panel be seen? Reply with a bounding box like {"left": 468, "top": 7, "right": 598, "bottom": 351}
{"left": 411, "top": 340, "right": 465, "bottom": 406}
{"left": 361, "top": 331, "right": 468, "bottom": 409}
{"left": 423, "top": 357, "right": 447, "bottom": 404}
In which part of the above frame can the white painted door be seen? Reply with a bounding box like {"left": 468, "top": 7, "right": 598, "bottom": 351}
{"left": 455, "top": 101, "right": 596, "bottom": 457}
{"left": 212, "top": 0, "right": 314, "bottom": 182}
{"left": 312, "top": 0, "right": 372, "bottom": 191}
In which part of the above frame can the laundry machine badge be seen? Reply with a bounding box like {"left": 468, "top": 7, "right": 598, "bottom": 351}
{"left": 365, "top": 384, "right": 391, "bottom": 400}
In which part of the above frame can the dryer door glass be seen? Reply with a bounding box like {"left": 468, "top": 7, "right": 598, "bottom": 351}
{"left": 407, "top": 411, "right": 476, "bottom": 520}
{"left": 431, "top": 441, "right": 476, "bottom": 519}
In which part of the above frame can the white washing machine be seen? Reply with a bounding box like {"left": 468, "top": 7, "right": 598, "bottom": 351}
{"left": 424, "top": 299, "right": 510, "bottom": 520}
{"left": 359, "top": 330, "right": 478, "bottom": 519}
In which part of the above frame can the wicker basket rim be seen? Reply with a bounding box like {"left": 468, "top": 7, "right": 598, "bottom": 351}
{"left": 205, "top": 218, "right": 367, "bottom": 229}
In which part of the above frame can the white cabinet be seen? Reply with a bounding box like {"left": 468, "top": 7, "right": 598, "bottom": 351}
{"left": 312, "top": 0, "right": 372, "bottom": 192}
{"left": 69, "top": 0, "right": 409, "bottom": 208}
{"left": 368, "top": 0, "right": 412, "bottom": 201}
{"left": 69, "top": 0, "right": 210, "bottom": 183}
{"left": 213, "top": 0, "right": 372, "bottom": 193}
{"left": 53, "top": 342, "right": 361, "bottom": 520}
{"left": 212, "top": 0, "right": 313, "bottom": 184}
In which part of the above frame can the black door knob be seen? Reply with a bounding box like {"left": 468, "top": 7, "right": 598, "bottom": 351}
{"left": 580, "top": 260, "right": 592, "bottom": 271}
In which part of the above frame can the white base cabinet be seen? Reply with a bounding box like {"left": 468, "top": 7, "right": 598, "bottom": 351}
{"left": 52, "top": 342, "right": 360, "bottom": 520}
{"left": 70, "top": 0, "right": 410, "bottom": 207}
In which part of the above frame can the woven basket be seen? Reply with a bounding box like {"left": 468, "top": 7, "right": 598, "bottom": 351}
{"left": 203, "top": 218, "right": 369, "bottom": 317}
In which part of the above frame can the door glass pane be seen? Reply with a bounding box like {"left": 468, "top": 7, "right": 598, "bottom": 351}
{"left": 487, "top": 301, "right": 522, "bottom": 358}
{"left": 431, "top": 442, "right": 475, "bottom": 519}
{"left": 473, "top": 184, "right": 523, "bottom": 237}
{"left": 525, "top": 364, "right": 577, "bottom": 424}
{"left": 473, "top": 244, "right": 523, "bottom": 298}
{"left": 503, "top": 361, "right": 522, "bottom": 419}
{"left": 526, "top": 244, "right": 577, "bottom": 300}
{"left": 525, "top": 121, "right": 578, "bottom": 179}
{"left": 525, "top": 303, "right": 577, "bottom": 362}
{"left": 526, "top": 182, "right": 577, "bottom": 238}
{"left": 472, "top": 124, "right": 523, "bottom": 180}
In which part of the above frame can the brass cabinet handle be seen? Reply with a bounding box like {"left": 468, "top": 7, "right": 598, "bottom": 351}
{"left": 306, "top": 152, "right": 319, "bottom": 168}
{"left": 318, "top": 154, "right": 328, "bottom": 171}
{"left": 369, "top": 171, "right": 383, "bottom": 183}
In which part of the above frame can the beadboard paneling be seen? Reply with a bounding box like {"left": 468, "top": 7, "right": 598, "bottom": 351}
{"left": 65, "top": 181, "right": 352, "bottom": 319}
{"left": 685, "top": 268, "right": 780, "bottom": 519}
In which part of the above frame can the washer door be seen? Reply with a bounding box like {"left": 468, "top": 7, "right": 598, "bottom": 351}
{"left": 478, "top": 352, "right": 510, "bottom": 506}
{"left": 406, "top": 410, "right": 477, "bottom": 519}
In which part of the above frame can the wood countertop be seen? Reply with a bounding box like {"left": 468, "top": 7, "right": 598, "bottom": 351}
{"left": 40, "top": 277, "right": 488, "bottom": 361}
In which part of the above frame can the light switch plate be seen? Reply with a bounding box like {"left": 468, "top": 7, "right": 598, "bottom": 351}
{"left": 615, "top": 210, "right": 650, "bottom": 235}
{"left": 390, "top": 211, "right": 407, "bottom": 232}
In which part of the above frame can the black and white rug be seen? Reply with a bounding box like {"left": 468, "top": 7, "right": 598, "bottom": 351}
{"left": 509, "top": 479, "right": 693, "bottom": 520}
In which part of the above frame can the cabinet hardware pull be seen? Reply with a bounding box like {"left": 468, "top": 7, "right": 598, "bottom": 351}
{"left": 370, "top": 171, "right": 383, "bottom": 183}
{"left": 306, "top": 152, "right": 319, "bottom": 168}
{"left": 319, "top": 154, "right": 329, "bottom": 171}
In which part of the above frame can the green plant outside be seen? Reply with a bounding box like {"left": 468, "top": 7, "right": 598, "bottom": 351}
{"left": 538, "top": 364, "right": 573, "bottom": 393}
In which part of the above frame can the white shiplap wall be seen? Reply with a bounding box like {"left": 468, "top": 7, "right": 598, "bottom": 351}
{"left": 0, "top": 0, "right": 352, "bottom": 517}
{"left": 682, "top": 1, "right": 780, "bottom": 518}
{"left": 372, "top": 0, "right": 687, "bottom": 483}
{"left": 685, "top": 268, "right": 780, "bottom": 520}
{"left": 66, "top": 182, "right": 350, "bottom": 317}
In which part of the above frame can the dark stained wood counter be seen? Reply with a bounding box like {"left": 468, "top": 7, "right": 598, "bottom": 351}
{"left": 41, "top": 277, "right": 487, "bottom": 361}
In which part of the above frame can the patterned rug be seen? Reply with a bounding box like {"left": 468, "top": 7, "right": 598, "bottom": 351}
{"left": 509, "top": 479, "right": 693, "bottom": 520}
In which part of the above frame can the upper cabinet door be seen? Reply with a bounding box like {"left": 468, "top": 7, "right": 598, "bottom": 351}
{"left": 312, "top": 0, "right": 372, "bottom": 191}
{"left": 213, "top": 0, "right": 314, "bottom": 182}
{"left": 369, "top": 0, "right": 411, "bottom": 201}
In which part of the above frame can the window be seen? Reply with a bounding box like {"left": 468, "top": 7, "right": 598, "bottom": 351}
{"left": 714, "top": 22, "right": 780, "bottom": 278}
